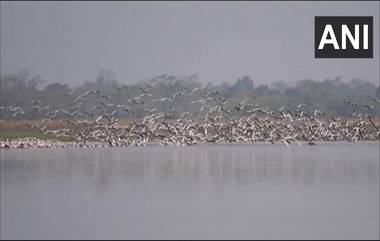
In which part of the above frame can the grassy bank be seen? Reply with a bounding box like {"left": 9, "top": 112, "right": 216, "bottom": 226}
{"left": 1, "top": 117, "right": 379, "bottom": 141}
{"left": 0, "top": 129, "right": 51, "bottom": 139}
{"left": 0, "top": 120, "right": 73, "bottom": 141}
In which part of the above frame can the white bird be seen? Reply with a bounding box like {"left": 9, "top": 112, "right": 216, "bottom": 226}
{"left": 152, "top": 98, "right": 173, "bottom": 103}
{"left": 65, "top": 89, "right": 74, "bottom": 96}
{"left": 144, "top": 108, "right": 157, "bottom": 114}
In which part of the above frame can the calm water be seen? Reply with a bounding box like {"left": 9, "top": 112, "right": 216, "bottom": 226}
{"left": 1, "top": 143, "right": 379, "bottom": 239}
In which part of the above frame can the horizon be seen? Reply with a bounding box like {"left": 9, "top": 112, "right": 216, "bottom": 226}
{"left": 2, "top": 69, "right": 379, "bottom": 89}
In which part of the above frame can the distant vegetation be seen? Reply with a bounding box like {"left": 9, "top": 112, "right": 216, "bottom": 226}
{"left": 1, "top": 69, "right": 379, "bottom": 120}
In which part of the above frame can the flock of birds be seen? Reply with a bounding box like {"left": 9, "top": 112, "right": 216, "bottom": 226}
{"left": 1, "top": 79, "right": 380, "bottom": 148}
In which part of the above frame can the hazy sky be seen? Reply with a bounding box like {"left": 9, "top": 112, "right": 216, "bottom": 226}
{"left": 1, "top": 1, "right": 379, "bottom": 86}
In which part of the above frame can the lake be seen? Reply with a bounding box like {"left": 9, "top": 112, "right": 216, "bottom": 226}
{"left": 1, "top": 143, "right": 379, "bottom": 239}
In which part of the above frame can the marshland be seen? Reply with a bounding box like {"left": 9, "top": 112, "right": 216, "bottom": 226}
{"left": 1, "top": 2, "right": 379, "bottom": 240}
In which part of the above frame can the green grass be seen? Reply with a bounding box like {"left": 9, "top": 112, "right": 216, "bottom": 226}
{"left": 0, "top": 130, "right": 73, "bottom": 142}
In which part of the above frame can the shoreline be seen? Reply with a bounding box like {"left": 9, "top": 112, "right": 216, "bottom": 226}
{"left": 1, "top": 116, "right": 379, "bottom": 149}
{"left": 1, "top": 137, "right": 379, "bottom": 150}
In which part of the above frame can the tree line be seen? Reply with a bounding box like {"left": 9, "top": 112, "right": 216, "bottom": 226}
{"left": 0, "top": 69, "right": 379, "bottom": 120}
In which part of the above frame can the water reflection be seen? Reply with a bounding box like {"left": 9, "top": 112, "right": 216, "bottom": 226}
{"left": 1, "top": 143, "right": 379, "bottom": 239}
{"left": 1, "top": 143, "right": 378, "bottom": 193}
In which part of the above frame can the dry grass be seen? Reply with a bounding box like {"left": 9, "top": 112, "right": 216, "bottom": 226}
{"left": 0, "top": 118, "right": 144, "bottom": 140}
{"left": 1, "top": 116, "right": 379, "bottom": 140}
{"left": 0, "top": 119, "right": 65, "bottom": 131}
{"left": 1, "top": 116, "right": 380, "bottom": 130}
{"left": 0, "top": 119, "right": 70, "bottom": 140}
{"left": 0, "top": 119, "right": 142, "bottom": 132}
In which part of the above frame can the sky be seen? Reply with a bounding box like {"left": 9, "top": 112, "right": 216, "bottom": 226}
{"left": 1, "top": 1, "right": 379, "bottom": 86}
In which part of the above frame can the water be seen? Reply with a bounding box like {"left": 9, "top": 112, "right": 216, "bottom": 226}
{"left": 1, "top": 143, "right": 379, "bottom": 239}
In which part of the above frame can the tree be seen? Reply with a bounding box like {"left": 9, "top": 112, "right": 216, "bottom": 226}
{"left": 96, "top": 69, "right": 117, "bottom": 85}
{"left": 45, "top": 83, "right": 68, "bottom": 91}
{"left": 270, "top": 81, "right": 289, "bottom": 95}
{"left": 28, "top": 76, "right": 44, "bottom": 90}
